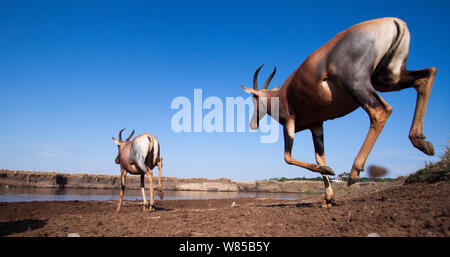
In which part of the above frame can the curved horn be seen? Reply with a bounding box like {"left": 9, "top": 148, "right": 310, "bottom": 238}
{"left": 262, "top": 66, "right": 276, "bottom": 90}
{"left": 125, "top": 129, "right": 135, "bottom": 141}
{"left": 118, "top": 128, "right": 125, "bottom": 143}
{"left": 253, "top": 64, "right": 264, "bottom": 89}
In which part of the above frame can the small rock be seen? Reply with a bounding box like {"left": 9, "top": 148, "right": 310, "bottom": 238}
{"left": 230, "top": 201, "right": 239, "bottom": 208}
{"left": 67, "top": 233, "right": 80, "bottom": 237}
{"left": 367, "top": 233, "right": 380, "bottom": 237}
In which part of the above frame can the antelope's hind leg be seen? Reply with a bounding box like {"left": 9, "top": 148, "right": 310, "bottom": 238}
{"left": 346, "top": 67, "right": 437, "bottom": 185}
{"left": 146, "top": 167, "right": 155, "bottom": 211}
{"left": 402, "top": 68, "right": 436, "bottom": 156}
{"left": 140, "top": 174, "right": 148, "bottom": 211}
{"left": 157, "top": 158, "right": 164, "bottom": 200}
{"left": 311, "top": 125, "right": 336, "bottom": 207}
{"left": 374, "top": 67, "right": 437, "bottom": 156}
{"left": 134, "top": 157, "right": 153, "bottom": 211}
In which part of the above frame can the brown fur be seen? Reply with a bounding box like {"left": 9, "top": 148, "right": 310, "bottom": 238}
{"left": 113, "top": 129, "right": 164, "bottom": 212}
{"left": 242, "top": 17, "right": 436, "bottom": 207}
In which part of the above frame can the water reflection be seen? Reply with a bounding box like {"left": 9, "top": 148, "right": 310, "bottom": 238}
{"left": 54, "top": 187, "right": 66, "bottom": 195}
{"left": 0, "top": 186, "right": 305, "bottom": 202}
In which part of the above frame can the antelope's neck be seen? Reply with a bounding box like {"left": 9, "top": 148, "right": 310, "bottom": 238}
{"left": 263, "top": 90, "right": 285, "bottom": 123}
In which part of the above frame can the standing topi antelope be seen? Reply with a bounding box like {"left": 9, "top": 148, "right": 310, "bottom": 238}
{"left": 112, "top": 128, "right": 164, "bottom": 212}
{"left": 241, "top": 17, "right": 436, "bottom": 207}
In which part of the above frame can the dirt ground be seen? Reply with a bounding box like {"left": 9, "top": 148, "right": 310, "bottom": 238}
{"left": 0, "top": 181, "right": 448, "bottom": 237}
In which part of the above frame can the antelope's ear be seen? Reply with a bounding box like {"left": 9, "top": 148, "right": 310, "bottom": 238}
{"left": 112, "top": 137, "right": 120, "bottom": 145}
{"left": 240, "top": 85, "right": 260, "bottom": 95}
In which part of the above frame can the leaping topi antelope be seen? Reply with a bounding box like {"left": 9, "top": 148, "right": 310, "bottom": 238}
{"left": 112, "top": 128, "right": 164, "bottom": 212}
{"left": 241, "top": 17, "right": 436, "bottom": 207}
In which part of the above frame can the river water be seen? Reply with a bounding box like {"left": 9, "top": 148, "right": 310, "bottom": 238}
{"left": 0, "top": 186, "right": 304, "bottom": 202}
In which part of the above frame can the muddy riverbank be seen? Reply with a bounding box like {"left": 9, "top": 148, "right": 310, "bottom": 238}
{"left": 0, "top": 181, "right": 448, "bottom": 237}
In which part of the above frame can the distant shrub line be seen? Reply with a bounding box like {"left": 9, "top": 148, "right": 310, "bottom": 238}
{"left": 266, "top": 176, "right": 396, "bottom": 183}
{"left": 267, "top": 146, "right": 450, "bottom": 184}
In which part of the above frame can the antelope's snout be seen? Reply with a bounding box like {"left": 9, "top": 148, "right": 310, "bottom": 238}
{"left": 250, "top": 116, "right": 259, "bottom": 130}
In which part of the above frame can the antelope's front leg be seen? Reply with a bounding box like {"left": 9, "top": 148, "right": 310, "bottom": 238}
{"left": 283, "top": 120, "right": 335, "bottom": 176}
{"left": 116, "top": 170, "right": 127, "bottom": 213}
{"left": 157, "top": 158, "right": 164, "bottom": 200}
{"left": 146, "top": 168, "right": 155, "bottom": 211}
{"left": 311, "top": 125, "right": 335, "bottom": 208}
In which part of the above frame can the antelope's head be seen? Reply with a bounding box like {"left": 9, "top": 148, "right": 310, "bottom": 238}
{"left": 241, "top": 64, "right": 279, "bottom": 130}
{"left": 112, "top": 128, "right": 134, "bottom": 164}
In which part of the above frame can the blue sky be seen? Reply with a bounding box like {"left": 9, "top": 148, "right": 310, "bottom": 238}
{"left": 0, "top": 0, "right": 449, "bottom": 181}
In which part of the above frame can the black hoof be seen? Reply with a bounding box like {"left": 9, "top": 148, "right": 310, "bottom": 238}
{"left": 328, "top": 200, "right": 337, "bottom": 207}
{"left": 411, "top": 135, "right": 435, "bottom": 156}
{"left": 422, "top": 140, "right": 435, "bottom": 156}
{"left": 347, "top": 178, "right": 359, "bottom": 186}
{"left": 321, "top": 199, "right": 336, "bottom": 208}
{"left": 320, "top": 165, "right": 335, "bottom": 176}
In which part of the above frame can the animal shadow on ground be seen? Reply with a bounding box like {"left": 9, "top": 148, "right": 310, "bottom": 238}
{"left": 0, "top": 219, "right": 48, "bottom": 236}
{"left": 152, "top": 205, "right": 172, "bottom": 211}
{"left": 259, "top": 202, "right": 317, "bottom": 208}
{"left": 134, "top": 203, "right": 173, "bottom": 212}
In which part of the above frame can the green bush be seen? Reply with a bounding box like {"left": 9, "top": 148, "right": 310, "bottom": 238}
{"left": 404, "top": 147, "right": 450, "bottom": 184}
